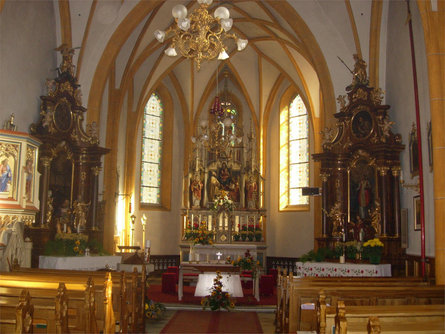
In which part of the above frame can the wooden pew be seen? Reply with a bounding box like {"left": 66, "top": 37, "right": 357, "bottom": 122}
{"left": 274, "top": 270, "right": 444, "bottom": 333}
{"left": 0, "top": 289, "right": 34, "bottom": 334}
{"left": 0, "top": 274, "right": 118, "bottom": 333}
{"left": 12, "top": 265, "right": 147, "bottom": 333}
{"left": 324, "top": 300, "right": 445, "bottom": 334}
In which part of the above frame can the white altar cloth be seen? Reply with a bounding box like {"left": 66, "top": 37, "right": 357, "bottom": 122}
{"left": 194, "top": 273, "right": 243, "bottom": 297}
{"left": 192, "top": 244, "right": 257, "bottom": 262}
{"left": 295, "top": 261, "right": 391, "bottom": 277}
{"left": 39, "top": 255, "right": 122, "bottom": 271}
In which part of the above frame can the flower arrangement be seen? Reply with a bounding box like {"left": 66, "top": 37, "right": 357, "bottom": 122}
{"left": 185, "top": 220, "right": 214, "bottom": 245}
{"left": 335, "top": 240, "right": 362, "bottom": 260}
{"left": 210, "top": 190, "right": 234, "bottom": 214}
{"left": 144, "top": 299, "right": 166, "bottom": 320}
{"left": 201, "top": 271, "right": 235, "bottom": 311}
{"left": 362, "top": 238, "right": 384, "bottom": 264}
{"left": 232, "top": 250, "right": 260, "bottom": 274}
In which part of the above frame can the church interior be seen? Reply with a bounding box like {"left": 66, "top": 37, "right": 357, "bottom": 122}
{"left": 0, "top": 0, "right": 444, "bottom": 333}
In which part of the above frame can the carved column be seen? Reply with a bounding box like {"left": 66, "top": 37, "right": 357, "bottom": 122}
{"left": 378, "top": 166, "right": 390, "bottom": 236}
{"left": 203, "top": 170, "right": 208, "bottom": 208}
{"left": 392, "top": 167, "right": 401, "bottom": 236}
{"left": 320, "top": 172, "right": 329, "bottom": 237}
{"left": 90, "top": 166, "right": 101, "bottom": 231}
{"left": 39, "top": 157, "right": 52, "bottom": 227}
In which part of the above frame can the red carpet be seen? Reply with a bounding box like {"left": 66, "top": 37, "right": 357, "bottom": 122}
{"left": 160, "top": 310, "right": 263, "bottom": 333}
{"left": 146, "top": 284, "right": 276, "bottom": 306}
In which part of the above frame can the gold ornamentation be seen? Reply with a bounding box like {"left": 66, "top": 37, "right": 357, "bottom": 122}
{"left": 80, "top": 172, "right": 87, "bottom": 184}
{"left": 154, "top": 1, "right": 247, "bottom": 70}
{"left": 371, "top": 88, "right": 384, "bottom": 105}
{"left": 369, "top": 200, "right": 382, "bottom": 235}
{"left": 352, "top": 88, "right": 368, "bottom": 102}
{"left": 72, "top": 199, "right": 90, "bottom": 233}
{"left": 60, "top": 82, "right": 73, "bottom": 94}
{"left": 2, "top": 114, "right": 17, "bottom": 131}
{"left": 26, "top": 147, "right": 35, "bottom": 163}
{"left": 377, "top": 166, "right": 389, "bottom": 176}
{"left": 391, "top": 166, "right": 401, "bottom": 177}
{"left": 324, "top": 201, "right": 345, "bottom": 238}
{"left": 41, "top": 156, "right": 52, "bottom": 168}
{"left": 0, "top": 143, "right": 19, "bottom": 159}
{"left": 91, "top": 166, "right": 101, "bottom": 176}
{"left": 336, "top": 95, "right": 347, "bottom": 110}
{"left": 320, "top": 173, "right": 330, "bottom": 183}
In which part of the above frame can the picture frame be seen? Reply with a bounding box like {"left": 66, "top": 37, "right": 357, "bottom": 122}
{"left": 427, "top": 121, "right": 433, "bottom": 171}
{"left": 409, "top": 123, "right": 419, "bottom": 178}
{"left": 413, "top": 195, "right": 421, "bottom": 231}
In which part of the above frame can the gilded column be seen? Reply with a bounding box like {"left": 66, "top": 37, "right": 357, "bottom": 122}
{"left": 39, "top": 157, "right": 52, "bottom": 227}
{"left": 378, "top": 166, "right": 390, "bottom": 236}
{"left": 392, "top": 167, "right": 401, "bottom": 236}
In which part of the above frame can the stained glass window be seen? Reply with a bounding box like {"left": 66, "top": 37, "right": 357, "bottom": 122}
{"left": 141, "top": 93, "right": 163, "bottom": 205}
{"left": 279, "top": 95, "right": 309, "bottom": 209}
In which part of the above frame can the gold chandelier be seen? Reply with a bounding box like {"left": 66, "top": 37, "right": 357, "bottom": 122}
{"left": 154, "top": 0, "right": 248, "bottom": 70}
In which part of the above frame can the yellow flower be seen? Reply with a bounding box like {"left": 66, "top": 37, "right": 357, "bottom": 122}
{"left": 230, "top": 302, "right": 235, "bottom": 308}
{"left": 145, "top": 304, "right": 149, "bottom": 310}
{"left": 73, "top": 246, "right": 79, "bottom": 252}
{"left": 75, "top": 240, "right": 80, "bottom": 245}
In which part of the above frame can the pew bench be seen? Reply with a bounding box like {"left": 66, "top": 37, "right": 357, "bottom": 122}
{"left": 324, "top": 301, "right": 445, "bottom": 334}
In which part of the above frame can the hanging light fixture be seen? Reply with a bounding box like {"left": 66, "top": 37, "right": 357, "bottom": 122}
{"left": 154, "top": 0, "right": 248, "bottom": 70}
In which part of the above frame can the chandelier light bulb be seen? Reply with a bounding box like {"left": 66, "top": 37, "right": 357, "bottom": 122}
{"left": 178, "top": 17, "right": 191, "bottom": 31}
{"left": 198, "top": 0, "right": 213, "bottom": 5}
{"left": 165, "top": 47, "right": 178, "bottom": 57}
{"left": 237, "top": 39, "right": 248, "bottom": 51}
{"left": 154, "top": 30, "right": 166, "bottom": 43}
{"left": 203, "top": 134, "right": 209, "bottom": 141}
{"left": 221, "top": 18, "right": 233, "bottom": 32}
{"left": 218, "top": 50, "right": 229, "bottom": 60}
{"left": 172, "top": 4, "right": 187, "bottom": 19}
{"left": 214, "top": 6, "right": 230, "bottom": 20}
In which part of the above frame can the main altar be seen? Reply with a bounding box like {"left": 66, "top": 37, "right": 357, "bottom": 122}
{"left": 179, "top": 68, "right": 266, "bottom": 267}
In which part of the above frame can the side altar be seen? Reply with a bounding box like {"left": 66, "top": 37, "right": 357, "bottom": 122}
{"left": 180, "top": 67, "right": 266, "bottom": 265}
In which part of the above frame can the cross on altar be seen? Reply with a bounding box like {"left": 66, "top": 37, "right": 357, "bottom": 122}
{"left": 216, "top": 251, "right": 222, "bottom": 263}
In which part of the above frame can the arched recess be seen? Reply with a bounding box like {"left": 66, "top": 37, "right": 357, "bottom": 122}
{"left": 121, "top": 83, "right": 174, "bottom": 244}
{"left": 88, "top": 0, "right": 335, "bottom": 249}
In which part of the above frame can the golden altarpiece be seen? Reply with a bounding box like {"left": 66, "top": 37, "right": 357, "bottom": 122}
{"left": 313, "top": 56, "right": 405, "bottom": 271}
{"left": 26, "top": 47, "right": 109, "bottom": 266}
{"left": 179, "top": 70, "right": 267, "bottom": 265}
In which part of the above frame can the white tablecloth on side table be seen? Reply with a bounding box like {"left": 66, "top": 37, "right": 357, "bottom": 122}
{"left": 39, "top": 255, "right": 122, "bottom": 271}
{"left": 295, "top": 261, "right": 391, "bottom": 277}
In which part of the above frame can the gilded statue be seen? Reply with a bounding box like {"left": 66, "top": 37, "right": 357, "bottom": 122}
{"left": 369, "top": 200, "right": 382, "bottom": 235}
{"left": 325, "top": 201, "right": 344, "bottom": 238}
{"left": 72, "top": 199, "right": 90, "bottom": 233}
{"left": 46, "top": 191, "right": 54, "bottom": 224}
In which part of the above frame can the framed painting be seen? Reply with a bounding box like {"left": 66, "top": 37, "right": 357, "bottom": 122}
{"left": 409, "top": 123, "right": 419, "bottom": 178}
{"left": 413, "top": 195, "right": 421, "bottom": 231}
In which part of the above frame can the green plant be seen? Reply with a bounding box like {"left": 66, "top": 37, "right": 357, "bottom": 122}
{"left": 201, "top": 272, "right": 235, "bottom": 311}
{"left": 299, "top": 247, "right": 334, "bottom": 262}
{"left": 44, "top": 237, "right": 108, "bottom": 256}
{"left": 362, "top": 238, "right": 384, "bottom": 263}
{"left": 144, "top": 299, "right": 166, "bottom": 320}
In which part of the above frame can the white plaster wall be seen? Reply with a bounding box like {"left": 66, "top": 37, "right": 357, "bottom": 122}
{"left": 266, "top": 81, "right": 315, "bottom": 258}
{"left": 0, "top": 2, "right": 57, "bottom": 130}
{"left": 385, "top": 0, "right": 434, "bottom": 257}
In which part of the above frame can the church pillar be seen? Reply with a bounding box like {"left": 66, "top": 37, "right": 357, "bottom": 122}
{"left": 203, "top": 170, "right": 208, "bottom": 208}
{"left": 378, "top": 166, "right": 389, "bottom": 236}
{"left": 416, "top": 1, "right": 445, "bottom": 284}
{"left": 392, "top": 167, "right": 401, "bottom": 236}
{"left": 39, "top": 156, "right": 51, "bottom": 227}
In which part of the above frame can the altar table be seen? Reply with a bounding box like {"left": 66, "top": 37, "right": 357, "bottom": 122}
{"left": 178, "top": 262, "right": 260, "bottom": 301}
{"left": 39, "top": 255, "right": 122, "bottom": 271}
{"left": 194, "top": 273, "right": 243, "bottom": 297}
{"left": 295, "top": 261, "right": 391, "bottom": 277}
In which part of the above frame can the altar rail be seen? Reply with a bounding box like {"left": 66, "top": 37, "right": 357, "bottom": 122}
{"left": 149, "top": 255, "right": 180, "bottom": 271}
{"left": 266, "top": 256, "right": 299, "bottom": 274}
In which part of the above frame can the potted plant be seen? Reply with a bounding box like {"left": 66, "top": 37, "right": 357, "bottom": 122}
{"left": 362, "top": 238, "right": 384, "bottom": 264}
{"left": 233, "top": 232, "right": 240, "bottom": 242}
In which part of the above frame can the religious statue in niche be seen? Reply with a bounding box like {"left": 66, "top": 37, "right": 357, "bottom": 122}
{"left": 208, "top": 171, "right": 220, "bottom": 202}
{"left": 72, "top": 198, "right": 90, "bottom": 233}
{"left": 190, "top": 171, "right": 203, "bottom": 208}
{"left": 56, "top": 199, "right": 72, "bottom": 234}
{"left": 218, "top": 162, "right": 232, "bottom": 189}
{"left": 245, "top": 173, "right": 258, "bottom": 209}
{"left": 352, "top": 110, "right": 373, "bottom": 139}
{"left": 24, "top": 159, "right": 33, "bottom": 201}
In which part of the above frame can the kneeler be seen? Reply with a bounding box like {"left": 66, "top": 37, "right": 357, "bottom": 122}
{"left": 162, "top": 272, "right": 176, "bottom": 294}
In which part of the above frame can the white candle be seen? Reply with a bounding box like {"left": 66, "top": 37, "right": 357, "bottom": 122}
{"left": 146, "top": 240, "right": 151, "bottom": 248}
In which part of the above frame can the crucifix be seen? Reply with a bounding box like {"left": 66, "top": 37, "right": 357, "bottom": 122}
{"left": 216, "top": 251, "right": 223, "bottom": 263}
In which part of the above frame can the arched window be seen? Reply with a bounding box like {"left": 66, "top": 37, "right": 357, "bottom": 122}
{"left": 141, "top": 93, "right": 163, "bottom": 205}
{"left": 279, "top": 94, "right": 309, "bottom": 210}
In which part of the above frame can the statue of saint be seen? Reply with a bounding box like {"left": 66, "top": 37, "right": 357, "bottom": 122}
{"left": 190, "top": 172, "right": 203, "bottom": 208}
{"left": 72, "top": 199, "right": 89, "bottom": 233}
{"left": 208, "top": 171, "right": 220, "bottom": 202}
{"left": 245, "top": 174, "right": 258, "bottom": 209}
{"left": 218, "top": 162, "right": 231, "bottom": 189}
